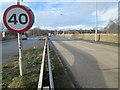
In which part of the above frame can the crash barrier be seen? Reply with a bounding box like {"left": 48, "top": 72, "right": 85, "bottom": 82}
{"left": 38, "top": 38, "right": 54, "bottom": 90}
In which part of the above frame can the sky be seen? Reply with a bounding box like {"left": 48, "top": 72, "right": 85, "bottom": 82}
{"left": 0, "top": 0, "right": 118, "bottom": 30}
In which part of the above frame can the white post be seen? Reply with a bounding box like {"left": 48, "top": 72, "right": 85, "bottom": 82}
{"left": 17, "top": 0, "right": 23, "bottom": 76}
{"left": 18, "top": 33, "right": 23, "bottom": 76}
{"left": 63, "top": 30, "right": 64, "bottom": 34}
{"left": 95, "top": 0, "right": 98, "bottom": 42}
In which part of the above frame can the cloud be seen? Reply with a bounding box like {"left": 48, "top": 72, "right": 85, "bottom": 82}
{"left": 56, "top": 25, "right": 92, "bottom": 30}
{"left": 92, "top": 5, "right": 118, "bottom": 21}
{"left": 1, "top": 1, "right": 118, "bottom": 31}
{"left": 0, "top": 3, "right": 3, "bottom": 31}
{"left": 91, "top": 4, "right": 118, "bottom": 28}
{"left": 0, "top": 4, "right": 2, "bottom": 21}
{"left": 40, "top": 24, "right": 93, "bottom": 30}
{"left": 33, "top": 2, "right": 96, "bottom": 27}
{"left": 30, "top": 2, "right": 118, "bottom": 30}
{"left": 0, "top": 0, "right": 118, "bottom": 2}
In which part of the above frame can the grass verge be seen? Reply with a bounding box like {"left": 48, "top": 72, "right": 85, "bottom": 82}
{"left": 2, "top": 46, "right": 43, "bottom": 88}
{"left": 2, "top": 44, "right": 73, "bottom": 89}
{"left": 49, "top": 47, "right": 74, "bottom": 88}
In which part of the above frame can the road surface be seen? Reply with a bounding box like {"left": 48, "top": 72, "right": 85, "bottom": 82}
{"left": 50, "top": 36, "right": 118, "bottom": 88}
{"left": 2, "top": 36, "right": 44, "bottom": 62}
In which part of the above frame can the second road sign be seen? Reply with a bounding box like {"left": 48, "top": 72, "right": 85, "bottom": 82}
{"left": 3, "top": 5, "right": 34, "bottom": 33}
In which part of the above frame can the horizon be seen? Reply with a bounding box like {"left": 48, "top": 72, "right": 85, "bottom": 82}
{"left": 0, "top": 1, "right": 118, "bottom": 31}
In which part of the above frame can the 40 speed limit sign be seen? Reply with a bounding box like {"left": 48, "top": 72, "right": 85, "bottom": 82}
{"left": 3, "top": 5, "right": 34, "bottom": 33}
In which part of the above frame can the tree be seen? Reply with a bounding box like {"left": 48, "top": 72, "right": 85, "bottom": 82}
{"left": 27, "top": 27, "right": 42, "bottom": 36}
{"left": 104, "top": 19, "right": 118, "bottom": 33}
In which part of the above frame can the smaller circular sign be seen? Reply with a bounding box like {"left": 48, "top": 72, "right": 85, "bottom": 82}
{"left": 3, "top": 5, "right": 34, "bottom": 33}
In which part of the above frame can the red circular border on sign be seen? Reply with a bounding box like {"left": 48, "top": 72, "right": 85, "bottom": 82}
{"left": 3, "top": 5, "right": 33, "bottom": 33}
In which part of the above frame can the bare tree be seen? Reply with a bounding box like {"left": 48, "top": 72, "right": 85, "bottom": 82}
{"left": 104, "top": 19, "right": 118, "bottom": 33}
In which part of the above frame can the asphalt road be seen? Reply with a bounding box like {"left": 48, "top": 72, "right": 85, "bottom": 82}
{"left": 2, "top": 36, "right": 44, "bottom": 62}
{"left": 50, "top": 36, "right": 118, "bottom": 88}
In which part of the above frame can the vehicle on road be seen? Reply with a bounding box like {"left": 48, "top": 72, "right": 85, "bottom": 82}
{"left": 48, "top": 33, "right": 51, "bottom": 37}
{"left": 22, "top": 35, "right": 27, "bottom": 40}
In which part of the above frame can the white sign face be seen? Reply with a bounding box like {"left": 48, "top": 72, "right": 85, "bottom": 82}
{"left": 6, "top": 8, "right": 29, "bottom": 30}
{"left": 3, "top": 5, "right": 34, "bottom": 33}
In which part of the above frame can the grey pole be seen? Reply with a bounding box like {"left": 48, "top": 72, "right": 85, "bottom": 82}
{"left": 17, "top": 0, "right": 20, "bottom": 5}
{"left": 95, "top": 0, "right": 98, "bottom": 42}
{"left": 17, "top": 0, "right": 24, "bottom": 76}
{"left": 61, "top": 13, "right": 65, "bottom": 37}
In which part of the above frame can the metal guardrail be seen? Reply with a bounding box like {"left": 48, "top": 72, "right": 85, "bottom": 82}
{"left": 38, "top": 38, "right": 54, "bottom": 90}
{"left": 38, "top": 39, "right": 47, "bottom": 89}
{"left": 47, "top": 42, "right": 54, "bottom": 89}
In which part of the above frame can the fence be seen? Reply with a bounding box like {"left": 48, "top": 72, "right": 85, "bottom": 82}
{"left": 57, "top": 34, "right": 119, "bottom": 43}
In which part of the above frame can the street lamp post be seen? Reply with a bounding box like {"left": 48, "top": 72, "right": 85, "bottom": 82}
{"left": 95, "top": 0, "right": 98, "bottom": 42}
{"left": 60, "top": 13, "right": 65, "bottom": 37}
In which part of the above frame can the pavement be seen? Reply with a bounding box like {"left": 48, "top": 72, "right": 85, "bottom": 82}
{"left": 50, "top": 36, "right": 118, "bottom": 88}
{"left": 2, "top": 36, "right": 45, "bottom": 62}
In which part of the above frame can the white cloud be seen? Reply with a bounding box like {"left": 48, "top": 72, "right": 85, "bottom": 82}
{"left": 0, "top": 0, "right": 118, "bottom": 2}
{"left": 1, "top": 2, "right": 118, "bottom": 31}
{"left": 0, "top": 2, "right": 2, "bottom": 18}
{"left": 0, "top": 3, "right": 3, "bottom": 31}
{"left": 33, "top": 2, "right": 96, "bottom": 27}
{"left": 32, "top": 2, "right": 118, "bottom": 30}
{"left": 56, "top": 25, "right": 92, "bottom": 30}
{"left": 30, "top": 26, "right": 39, "bottom": 29}
{"left": 92, "top": 5, "right": 118, "bottom": 21}
{"left": 40, "top": 25, "right": 93, "bottom": 30}
{"left": 91, "top": 5, "right": 118, "bottom": 28}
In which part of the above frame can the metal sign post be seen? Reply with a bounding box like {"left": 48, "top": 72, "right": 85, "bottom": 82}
{"left": 18, "top": 33, "right": 24, "bottom": 76}
{"left": 3, "top": 0, "right": 34, "bottom": 76}
{"left": 17, "top": 0, "right": 23, "bottom": 76}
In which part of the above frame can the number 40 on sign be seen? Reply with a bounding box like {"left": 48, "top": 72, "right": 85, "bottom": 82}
{"left": 3, "top": 5, "right": 34, "bottom": 33}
